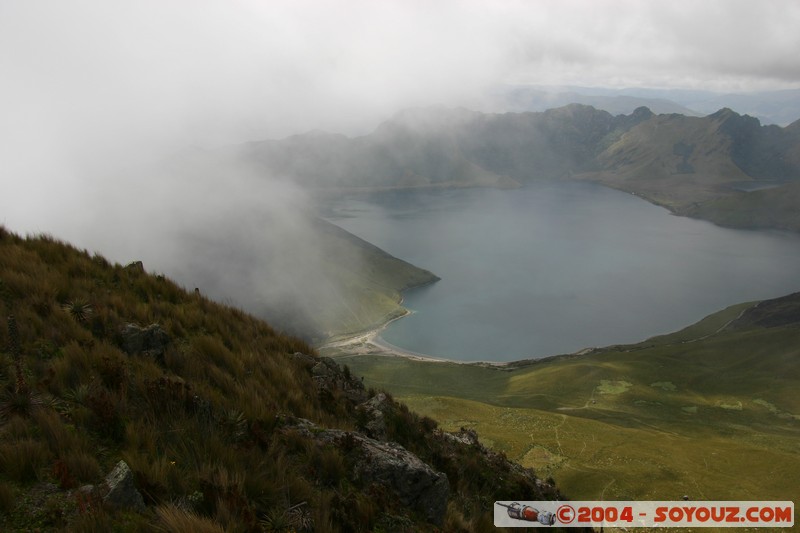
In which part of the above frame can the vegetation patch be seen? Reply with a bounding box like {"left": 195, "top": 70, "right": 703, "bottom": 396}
{"left": 597, "top": 379, "right": 633, "bottom": 395}
{"left": 344, "top": 294, "right": 800, "bottom": 503}
{"left": 716, "top": 400, "right": 743, "bottom": 410}
{"left": 650, "top": 381, "right": 676, "bottom": 391}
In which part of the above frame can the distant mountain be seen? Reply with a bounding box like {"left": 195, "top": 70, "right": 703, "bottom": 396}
{"left": 492, "top": 85, "right": 800, "bottom": 126}
{"left": 485, "top": 85, "right": 701, "bottom": 117}
{"left": 234, "top": 104, "right": 800, "bottom": 231}
{"left": 623, "top": 87, "right": 800, "bottom": 127}
{"left": 586, "top": 108, "right": 800, "bottom": 218}
{"left": 235, "top": 104, "right": 654, "bottom": 188}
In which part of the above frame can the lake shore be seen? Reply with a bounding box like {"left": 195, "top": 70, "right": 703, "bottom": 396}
{"left": 317, "top": 312, "right": 464, "bottom": 364}
{"left": 316, "top": 312, "right": 577, "bottom": 368}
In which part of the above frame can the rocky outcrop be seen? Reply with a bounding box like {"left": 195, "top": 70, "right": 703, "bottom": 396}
{"left": 124, "top": 260, "right": 145, "bottom": 274}
{"left": 285, "top": 419, "right": 449, "bottom": 526}
{"left": 356, "top": 392, "right": 392, "bottom": 441}
{"left": 77, "top": 460, "right": 146, "bottom": 513}
{"left": 352, "top": 434, "right": 449, "bottom": 525}
{"left": 103, "top": 460, "right": 146, "bottom": 512}
{"left": 287, "top": 353, "right": 564, "bottom": 526}
{"left": 292, "top": 353, "right": 369, "bottom": 405}
{"left": 120, "top": 323, "right": 170, "bottom": 360}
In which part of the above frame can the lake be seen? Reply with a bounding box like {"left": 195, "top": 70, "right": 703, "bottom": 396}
{"left": 325, "top": 182, "right": 800, "bottom": 362}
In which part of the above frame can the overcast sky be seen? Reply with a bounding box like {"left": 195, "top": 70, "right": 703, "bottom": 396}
{"left": 1, "top": 0, "right": 799, "bottom": 241}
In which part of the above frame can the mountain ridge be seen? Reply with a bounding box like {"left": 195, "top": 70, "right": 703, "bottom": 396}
{"left": 230, "top": 104, "right": 800, "bottom": 232}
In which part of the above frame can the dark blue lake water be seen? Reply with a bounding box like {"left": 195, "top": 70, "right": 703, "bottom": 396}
{"left": 325, "top": 182, "right": 800, "bottom": 362}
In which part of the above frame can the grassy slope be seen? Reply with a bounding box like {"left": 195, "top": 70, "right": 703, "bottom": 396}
{"left": 339, "top": 300, "right": 800, "bottom": 503}
{"left": 679, "top": 181, "right": 800, "bottom": 232}
{"left": 584, "top": 112, "right": 749, "bottom": 209}
{"left": 0, "top": 227, "right": 558, "bottom": 532}
{"left": 304, "top": 218, "right": 438, "bottom": 340}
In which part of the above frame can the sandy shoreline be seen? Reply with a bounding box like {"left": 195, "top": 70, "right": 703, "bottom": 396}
{"left": 317, "top": 314, "right": 511, "bottom": 366}
{"left": 317, "top": 313, "right": 457, "bottom": 363}
{"left": 318, "top": 315, "right": 601, "bottom": 368}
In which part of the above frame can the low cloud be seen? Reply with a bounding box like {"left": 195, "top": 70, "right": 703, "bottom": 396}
{"left": 1, "top": 1, "right": 798, "bottom": 327}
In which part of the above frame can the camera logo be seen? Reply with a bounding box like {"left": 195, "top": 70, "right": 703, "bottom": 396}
{"left": 496, "top": 502, "right": 556, "bottom": 526}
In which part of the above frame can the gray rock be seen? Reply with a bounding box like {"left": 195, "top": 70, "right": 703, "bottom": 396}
{"left": 124, "top": 261, "right": 145, "bottom": 274}
{"left": 357, "top": 392, "right": 392, "bottom": 441}
{"left": 103, "top": 460, "right": 145, "bottom": 512}
{"left": 354, "top": 437, "right": 449, "bottom": 525}
{"left": 120, "top": 323, "right": 170, "bottom": 359}
{"left": 303, "top": 355, "right": 368, "bottom": 405}
{"left": 283, "top": 420, "right": 449, "bottom": 526}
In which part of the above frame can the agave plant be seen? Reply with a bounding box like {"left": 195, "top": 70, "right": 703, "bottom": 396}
{"left": 260, "top": 502, "right": 313, "bottom": 532}
{"left": 62, "top": 299, "right": 93, "bottom": 323}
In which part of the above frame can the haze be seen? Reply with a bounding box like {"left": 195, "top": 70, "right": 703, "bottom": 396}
{"left": 1, "top": 0, "right": 799, "bottom": 333}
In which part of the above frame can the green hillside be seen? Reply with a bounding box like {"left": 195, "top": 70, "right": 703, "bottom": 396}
{"left": 679, "top": 181, "right": 800, "bottom": 232}
{"left": 284, "top": 218, "right": 439, "bottom": 341}
{"left": 0, "top": 227, "right": 569, "bottom": 532}
{"left": 335, "top": 295, "right": 800, "bottom": 505}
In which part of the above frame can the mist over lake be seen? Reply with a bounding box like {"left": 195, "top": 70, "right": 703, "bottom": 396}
{"left": 325, "top": 182, "right": 800, "bottom": 362}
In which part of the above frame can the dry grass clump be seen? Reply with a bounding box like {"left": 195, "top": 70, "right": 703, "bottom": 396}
{"left": 0, "top": 438, "right": 50, "bottom": 482}
{"left": 156, "top": 505, "right": 226, "bottom": 533}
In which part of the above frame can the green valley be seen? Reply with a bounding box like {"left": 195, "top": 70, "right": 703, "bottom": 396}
{"left": 330, "top": 296, "right": 800, "bottom": 504}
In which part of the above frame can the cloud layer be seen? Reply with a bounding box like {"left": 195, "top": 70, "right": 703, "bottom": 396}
{"left": 1, "top": 0, "right": 799, "bottom": 240}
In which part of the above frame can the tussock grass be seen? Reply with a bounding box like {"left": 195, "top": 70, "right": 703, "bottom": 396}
{"left": 156, "top": 505, "right": 225, "bottom": 533}
{"left": 0, "top": 438, "right": 50, "bottom": 482}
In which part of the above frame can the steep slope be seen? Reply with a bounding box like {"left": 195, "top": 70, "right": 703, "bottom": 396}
{"left": 339, "top": 293, "right": 800, "bottom": 503}
{"left": 581, "top": 108, "right": 800, "bottom": 226}
{"left": 305, "top": 218, "right": 439, "bottom": 339}
{"left": 586, "top": 109, "right": 753, "bottom": 207}
{"left": 150, "top": 210, "right": 438, "bottom": 343}
{"left": 679, "top": 180, "right": 800, "bottom": 232}
{"left": 0, "top": 227, "right": 569, "bottom": 532}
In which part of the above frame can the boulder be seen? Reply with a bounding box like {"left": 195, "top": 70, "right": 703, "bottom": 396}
{"left": 301, "top": 355, "right": 368, "bottom": 405}
{"left": 120, "top": 323, "right": 170, "bottom": 359}
{"left": 124, "top": 261, "right": 145, "bottom": 274}
{"left": 102, "top": 460, "right": 145, "bottom": 512}
{"left": 357, "top": 392, "right": 392, "bottom": 441}
{"left": 353, "top": 437, "right": 449, "bottom": 525}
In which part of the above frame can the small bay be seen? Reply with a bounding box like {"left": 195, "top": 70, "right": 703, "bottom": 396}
{"left": 325, "top": 182, "right": 800, "bottom": 361}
